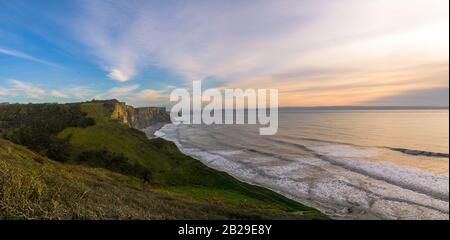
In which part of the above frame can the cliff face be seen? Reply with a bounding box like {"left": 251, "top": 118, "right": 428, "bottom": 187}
{"left": 111, "top": 101, "right": 170, "bottom": 129}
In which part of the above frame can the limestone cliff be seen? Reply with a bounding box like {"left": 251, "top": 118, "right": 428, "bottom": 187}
{"left": 110, "top": 101, "right": 170, "bottom": 129}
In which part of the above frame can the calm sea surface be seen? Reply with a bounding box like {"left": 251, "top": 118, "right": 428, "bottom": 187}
{"left": 155, "top": 109, "right": 449, "bottom": 219}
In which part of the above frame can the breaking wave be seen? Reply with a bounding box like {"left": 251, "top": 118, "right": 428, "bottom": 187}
{"left": 154, "top": 113, "right": 449, "bottom": 220}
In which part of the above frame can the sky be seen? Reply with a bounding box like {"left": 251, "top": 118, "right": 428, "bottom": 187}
{"left": 0, "top": 0, "right": 448, "bottom": 107}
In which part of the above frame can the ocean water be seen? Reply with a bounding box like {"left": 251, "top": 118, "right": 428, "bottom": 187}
{"left": 155, "top": 109, "right": 449, "bottom": 219}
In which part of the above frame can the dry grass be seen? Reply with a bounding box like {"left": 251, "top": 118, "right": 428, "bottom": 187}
{"left": 0, "top": 139, "right": 324, "bottom": 220}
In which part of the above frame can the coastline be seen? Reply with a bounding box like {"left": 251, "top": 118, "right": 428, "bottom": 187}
{"left": 152, "top": 123, "right": 449, "bottom": 220}
{"left": 148, "top": 123, "right": 330, "bottom": 219}
{"left": 1, "top": 101, "right": 326, "bottom": 220}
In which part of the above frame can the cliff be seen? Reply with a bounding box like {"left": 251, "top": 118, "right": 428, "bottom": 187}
{"left": 110, "top": 100, "right": 170, "bottom": 129}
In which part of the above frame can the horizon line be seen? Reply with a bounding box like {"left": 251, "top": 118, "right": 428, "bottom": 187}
{"left": 1, "top": 99, "right": 448, "bottom": 110}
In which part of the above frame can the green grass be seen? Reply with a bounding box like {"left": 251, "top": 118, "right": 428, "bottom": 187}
{"left": 1, "top": 101, "right": 327, "bottom": 219}
{"left": 0, "top": 139, "right": 324, "bottom": 219}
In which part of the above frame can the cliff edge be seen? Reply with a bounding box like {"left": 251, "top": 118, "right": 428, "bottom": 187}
{"left": 109, "top": 100, "right": 170, "bottom": 129}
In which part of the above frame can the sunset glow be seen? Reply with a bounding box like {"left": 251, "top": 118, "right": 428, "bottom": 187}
{"left": 0, "top": 0, "right": 448, "bottom": 106}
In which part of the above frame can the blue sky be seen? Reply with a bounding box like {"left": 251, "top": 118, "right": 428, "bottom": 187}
{"left": 0, "top": 0, "right": 448, "bottom": 107}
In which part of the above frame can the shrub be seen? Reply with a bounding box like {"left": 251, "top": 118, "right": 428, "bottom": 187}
{"left": 0, "top": 103, "right": 95, "bottom": 162}
{"left": 77, "top": 149, "right": 152, "bottom": 181}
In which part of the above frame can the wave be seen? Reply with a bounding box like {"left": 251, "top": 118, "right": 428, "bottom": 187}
{"left": 281, "top": 135, "right": 364, "bottom": 147}
{"left": 386, "top": 147, "right": 449, "bottom": 158}
{"left": 187, "top": 145, "right": 449, "bottom": 219}
{"left": 273, "top": 136, "right": 449, "bottom": 159}
{"left": 242, "top": 141, "right": 449, "bottom": 202}
{"left": 155, "top": 124, "right": 449, "bottom": 219}
{"left": 269, "top": 138, "right": 449, "bottom": 201}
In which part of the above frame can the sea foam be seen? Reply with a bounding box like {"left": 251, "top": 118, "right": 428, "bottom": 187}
{"left": 155, "top": 124, "right": 449, "bottom": 220}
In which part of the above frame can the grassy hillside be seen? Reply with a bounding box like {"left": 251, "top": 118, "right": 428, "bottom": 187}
{"left": 0, "top": 100, "right": 326, "bottom": 219}
{"left": 1, "top": 139, "right": 324, "bottom": 219}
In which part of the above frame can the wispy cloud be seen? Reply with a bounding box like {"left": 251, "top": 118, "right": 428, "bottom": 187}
{"left": 0, "top": 87, "right": 10, "bottom": 97}
{"left": 0, "top": 47, "right": 60, "bottom": 68}
{"left": 51, "top": 90, "right": 69, "bottom": 99}
{"left": 108, "top": 69, "right": 133, "bottom": 82}
{"left": 132, "top": 89, "right": 164, "bottom": 101}
{"left": 71, "top": 86, "right": 97, "bottom": 100}
{"left": 72, "top": 0, "right": 448, "bottom": 85}
{"left": 1, "top": 79, "right": 95, "bottom": 101}
{"left": 128, "top": 88, "right": 167, "bottom": 107}
{"left": 92, "top": 84, "right": 143, "bottom": 101}
{"left": 107, "top": 84, "right": 140, "bottom": 96}
{"left": 92, "top": 83, "right": 167, "bottom": 106}
{"left": 10, "top": 79, "right": 45, "bottom": 99}
{"left": 3, "top": 0, "right": 446, "bottom": 106}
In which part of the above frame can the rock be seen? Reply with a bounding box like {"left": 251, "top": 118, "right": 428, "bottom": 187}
{"left": 111, "top": 101, "right": 170, "bottom": 129}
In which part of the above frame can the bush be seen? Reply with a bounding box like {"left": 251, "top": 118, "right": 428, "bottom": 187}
{"left": 46, "top": 137, "right": 71, "bottom": 162}
{"left": 77, "top": 149, "right": 152, "bottom": 181}
{"left": 0, "top": 103, "right": 95, "bottom": 161}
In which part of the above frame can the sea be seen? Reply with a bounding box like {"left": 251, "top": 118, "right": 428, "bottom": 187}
{"left": 154, "top": 109, "right": 449, "bottom": 219}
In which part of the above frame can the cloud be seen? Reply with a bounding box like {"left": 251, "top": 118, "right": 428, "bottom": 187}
{"left": 0, "top": 87, "right": 10, "bottom": 97}
{"left": 72, "top": 0, "right": 446, "bottom": 106}
{"left": 107, "top": 84, "right": 140, "bottom": 96}
{"left": 72, "top": 0, "right": 448, "bottom": 87}
{"left": 133, "top": 89, "right": 164, "bottom": 101}
{"left": 10, "top": 79, "right": 45, "bottom": 99}
{"left": 223, "top": 62, "right": 449, "bottom": 106}
{"left": 125, "top": 88, "right": 168, "bottom": 107}
{"left": 364, "top": 87, "right": 449, "bottom": 107}
{"left": 0, "top": 47, "right": 60, "bottom": 68}
{"left": 2, "top": 79, "right": 95, "bottom": 101}
{"left": 51, "top": 90, "right": 69, "bottom": 98}
{"left": 71, "top": 86, "right": 97, "bottom": 100}
{"left": 107, "top": 85, "right": 169, "bottom": 107}
{"left": 108, "top": 69, "right": 132, "bottom": 82}
{"left": 91, "top": 84, "right": 143, "bottom": 101}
